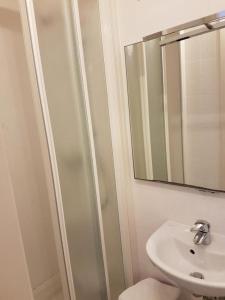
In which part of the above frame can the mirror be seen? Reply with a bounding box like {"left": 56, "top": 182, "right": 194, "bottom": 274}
{"left": 125, "top": 12, "right": 225, "bottom": 191}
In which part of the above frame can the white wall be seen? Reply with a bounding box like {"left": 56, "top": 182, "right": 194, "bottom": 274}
{"left": 0, "top": 129, "right": 34, "bottom": 300}
{"left": 116, "top": 0, "right": 225, "bottom": 45}
{"left": 102, "top": 0, "right": 225, "bottom": 288}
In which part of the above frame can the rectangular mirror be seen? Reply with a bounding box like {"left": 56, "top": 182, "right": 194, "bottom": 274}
{"left": 125, "top": 11, "right": 225, "bottom": 191}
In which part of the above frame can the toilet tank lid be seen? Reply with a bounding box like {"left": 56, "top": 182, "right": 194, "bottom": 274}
{"left": 118, "top": 278, "right": 180, "bottom": 300}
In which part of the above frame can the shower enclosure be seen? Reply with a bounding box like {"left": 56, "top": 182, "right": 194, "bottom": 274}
{"left": 0, "top": 0, "right": 125, "bottom": 300}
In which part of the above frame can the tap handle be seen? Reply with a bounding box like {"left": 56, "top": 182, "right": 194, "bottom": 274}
{"left": 190, "top": 223, "right": 203, "bottom": 232}
{"left": 190, "top": 220, "right": 210, "bottom": 233}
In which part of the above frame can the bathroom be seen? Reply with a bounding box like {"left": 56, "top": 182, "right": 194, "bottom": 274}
{"left": 1, "top": 0, "right": 225, "bottom": 300}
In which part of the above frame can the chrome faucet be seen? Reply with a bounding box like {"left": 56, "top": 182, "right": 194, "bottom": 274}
{"left": 190, "top": 220, "right": 211, "bottom": 245}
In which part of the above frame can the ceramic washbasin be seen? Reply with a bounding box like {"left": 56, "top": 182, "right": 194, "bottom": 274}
{"left": 146, "top": 221, "right": 225, "bottom": 297}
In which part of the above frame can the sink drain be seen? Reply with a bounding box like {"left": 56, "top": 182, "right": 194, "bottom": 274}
{"left": 190, "top": 272, "right": 204, "bottom": 280}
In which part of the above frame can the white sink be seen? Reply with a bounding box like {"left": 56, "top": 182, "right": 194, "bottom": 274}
{"left": 146, "top": 221, "right": 225, "bottom": 297}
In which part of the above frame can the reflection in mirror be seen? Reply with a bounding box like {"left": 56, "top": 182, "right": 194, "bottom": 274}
{"left": 125, "top": 24, "right": 225, "bottom": 191}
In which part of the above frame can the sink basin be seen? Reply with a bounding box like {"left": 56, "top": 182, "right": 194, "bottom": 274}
{"left": 146, "top": 221, "right": 225, "bottom": 297}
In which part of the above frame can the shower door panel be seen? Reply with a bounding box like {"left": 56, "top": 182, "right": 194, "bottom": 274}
{"left": 77, "top": 1, "right": 126, "bottom": 298}
{"left": 32, "top": 1, "right": 108, "bottom": 300}
{"left": 0, "top": 1, "right": 70, "bottom": 299}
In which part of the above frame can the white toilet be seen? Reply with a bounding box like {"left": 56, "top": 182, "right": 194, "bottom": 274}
{"left": 119, "top": 278, "right": 180, "bottom": 300}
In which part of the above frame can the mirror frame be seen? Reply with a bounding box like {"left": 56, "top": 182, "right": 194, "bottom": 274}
{"left": 125, "top": 10, "right": 225, "bottom": 193}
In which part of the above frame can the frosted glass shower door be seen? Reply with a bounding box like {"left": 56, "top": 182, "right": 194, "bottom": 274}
{"left": 32, "top": 1, "right": 108, "bottom": 300}
{"left": 0, "top": 1, "right": 70, "bottom": 299}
